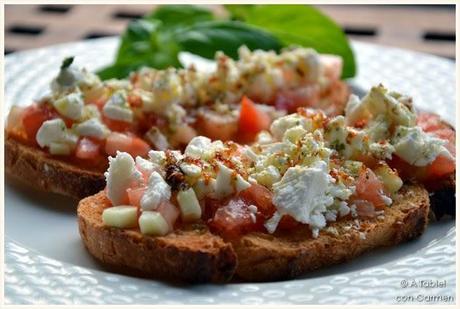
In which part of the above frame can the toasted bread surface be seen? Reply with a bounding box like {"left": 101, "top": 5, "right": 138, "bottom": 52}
{"left": 5, "top": 135, "right": 106, "bottom": 199}
{"left": 78, "top": 192, "right": 237, "bottom": 283}
{"left": 78, "top": 184, "right": 429, "bottom": 283}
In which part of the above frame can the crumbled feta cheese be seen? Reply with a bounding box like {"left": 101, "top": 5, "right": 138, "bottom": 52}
{"left": 135, "top": 157, "right": 155, "bottom": 175}
{"left": 105, "top": 152, "right": 142, "bottom": 205}
{"left": 235, "top": 174, "right": 251, "bottom": 193}
{"left": 53, "top": 92, "right": 84, "bottom": 120}
{"left": 270, "top": 113, "right": 312, "bottom": 140}
{"left": 381, "top": 194, "right": 393, "bottom": 206}
{"left": 256, "top": 131, "right": 273, "bottom": 144}
{"left": 140, "top": 171, "right": 171, "bottom": 211}
{"left": 148, "top": 150, "right": 166, "bottom": 167}
{"left": 103, "top": 90, "right": 133, "bottom": 122}
{"left": 74, "top": 118, "right": 109, "bottom": 139}
{"left": 193, "top": 178, "right": 217, "bottom": 199}
{"left": 214, "top": 162, "right": 234, "bottom": 198}
{"left": 369, "top": 141, "right": 395, "bottom": 160}
{"left": 145, "top": 127, "right": 169, "bottom": 151}
{"left": 253, "top": 165, "right": 281, "bottom": 188}
{"left": 180, "top": 162, "right": 202, "bottom": 177}
{"left": 36, "top": 119, "right": 78, "bottom": 154}
{"left": 393, "top": 126, "right": 452, "bottom": 166}
{"left": 283, "top": 125, "right": 308, "bottom": 143}
{"left": 270, "top": 161, "right": 334, "bottom": 233}
{"left": 345, "top": 85, "right": 416, "bottom": 128}
{"left": 184, "top": 136, "right": 212, "bottom": 159}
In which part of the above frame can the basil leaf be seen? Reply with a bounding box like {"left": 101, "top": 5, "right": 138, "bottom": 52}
{"left": 226, "top": 5, "right": 356, "bottom": 78}
{"left": 61, "top": 57, "right": 74, "bottom": 69}
{"left": 176, "top": 21, "right": 282, "bottom": 60}
{"left": 145, "top": 5, "right": 214, "bottom": 28}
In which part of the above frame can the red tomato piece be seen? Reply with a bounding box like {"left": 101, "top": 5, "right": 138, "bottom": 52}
{"left": 75, "top": 138, "right": 101, "bottom": 159}
{"left": 320, "top": 55, "right": 343, "bottom": 81}
{"left": 157, "top": 201, "right": 180, "bottom": 230}
{"left": 353, "top": 200, "right": 376, "bottom": 218}
{"left": 209, "top": 198, "right": 257, "bottom": 239}
{"left": 426, "top": 154, "right": 456, "bottom": 179}
{"left": 22, "top": 103, "right": 55, "bottom": 142}
{"left": 239, "top": 184, "right": 276, "bottom": 219}
{"left": 237, "top": 96, "right": 271, "bottom": 142}
{"left": 102, "top": 115, "right": 132, "bottom": 132}
{"left": 195, "top": 110, "right": 238, "bottom": 141}
{"left": 127, "top": 186, "right": 146, "bottom": 208}
{"left": 274, "top": 85, "right": 320, "bottom": 113}
{"left": 105, "top": 132, "right": 151, "bottom": 157}
{"left": 354, "top": 168, "right": 387, "bottom": 210}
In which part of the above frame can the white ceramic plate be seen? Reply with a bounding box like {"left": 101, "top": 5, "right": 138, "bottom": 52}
{"left": 4, "top": 38, "right": 456, "bottom": 305}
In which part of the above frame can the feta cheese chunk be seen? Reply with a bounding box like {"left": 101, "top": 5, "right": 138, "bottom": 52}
{"left": 139, "top": 211, "right": 169, "bottom": 236}
{"left": 140, "top": 172, "right": 171, "bottom": 211}
{"left": 102, "top": 206, "right": 138, "bottom": 228}
{"left": 103, "top": 90, "right": 133, "bottom": 122}
{"left": 193, "top": 178, "right": 217, "bottom": 199}
{"left": 345, "top": 85, "right": 416, "bottom": 128}
{"left": 105, "top": 152, "right": 142, "bottom": 205}
{"left": 270, "top": 161, "right": 334, "bottom": 232}
{"left": 184, "top": 136, "right": 212, "bottom": 159}
{"left": 74, "top": 118, "right": 109, "bottom": 139}
{"left": 393, "top": 126, "right": 452, "bottom": 166}
{"left": 36, "top": 119, "right": 78, "bottom": 154}
{"left": 235, "top": 174, "right": 251, "bottom": 193}
{"left": 270, "top": 113, "right": 312, "bottom": 140}
{"left": 180, "top": 162, "right": 202, "bottom": 177}
{"left": 214, "top": 162, "right": 234, "bottom": 198}
{"left": 177, "top": 188, "right": 202, "bottom": 222}
{"left": 53, "top": 92, "right": 84, "bottom": 120}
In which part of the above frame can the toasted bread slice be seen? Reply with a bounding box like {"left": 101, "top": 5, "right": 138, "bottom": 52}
{"left": 5, "top": 135, "right": 106, "bottom": 199}
{"left": 78, "top": 191, "right": 237, "bottom": 283}
{"left": 78, "top": 184, "right": 429, "bottom": 283}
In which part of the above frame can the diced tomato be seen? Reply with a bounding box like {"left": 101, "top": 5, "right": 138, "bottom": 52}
{"left": 320, "top": 55, "right": 343, "bottom": 81}
{"left": 278, "top": 215, "right": 301, "bottom": 230}
{"left": 203, "top": 198, "right": 225, "bottom": 221}
{"left": 157, "top": 201, "right": 180, "bottom": 230}
{"left": 75, "top": 138, "right": 101, "bottom": 160}
{"left": 353, "top": 200, "right": 376, "bottom": 218}
{"left": 22, "top": 103, "right": 56, "bottom": 142}
{"left": 354, "top": 168, "right": 387, "bottom": 210}
{"left": 105, "top": 132, "right": 151, "bottom": 157}
{"left": 209, "top": 198, "right": 260, "bottom": 239}
{"left": 239, "top": 184, "right": 276, "bottom": 219}
{"left": 417, "top": 112, "right": 455, "bottom": 154}
{"left": 102, "top": 115, "right": 132, "bottom": 132}
{"left": 417, "top": 112, "right": 442, "bottom": 132}
{"left": 195, "top": 110, "right": 238, "bottom": 141}
{"left": 426, "top": 154, "right": 456, "bottom": 178}
{"left": 414, "top": 112, "right": 456, "bottom": 179}
{"left": 274, "top": 85, "right": 320, "bottom": 113}
{"left": 127, "top": 186, "right": 146, "bottom": 208}
{"left": 237, "top": 96, "right": 271, "bottom": 143}
{"left": 128, "top": 94, "right": 143, "bottom": 108}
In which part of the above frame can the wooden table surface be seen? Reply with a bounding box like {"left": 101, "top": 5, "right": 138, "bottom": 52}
{"left": 5, "top": 4, "right": 456, "bottom": 60}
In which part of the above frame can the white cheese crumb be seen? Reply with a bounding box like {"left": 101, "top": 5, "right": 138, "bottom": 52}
{"left": 140, "top": 171, "right": 171, "bottom": 211}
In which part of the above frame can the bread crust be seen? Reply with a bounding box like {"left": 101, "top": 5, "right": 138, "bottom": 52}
{"left": 5, "top": 135, "right": 106, "bottom": 199}
{"left": 78, "top": 192, "right": 237, "bottom": 283}
{"left": 78, "top": 184, "right": 429, "bottom": 283}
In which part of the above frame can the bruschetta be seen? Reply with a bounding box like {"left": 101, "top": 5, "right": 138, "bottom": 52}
{"left": 5, "top": 47, "right": 349, "bottom": 198}
{"left": 78, "top": 85, "right": 453, "bottom": 282}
